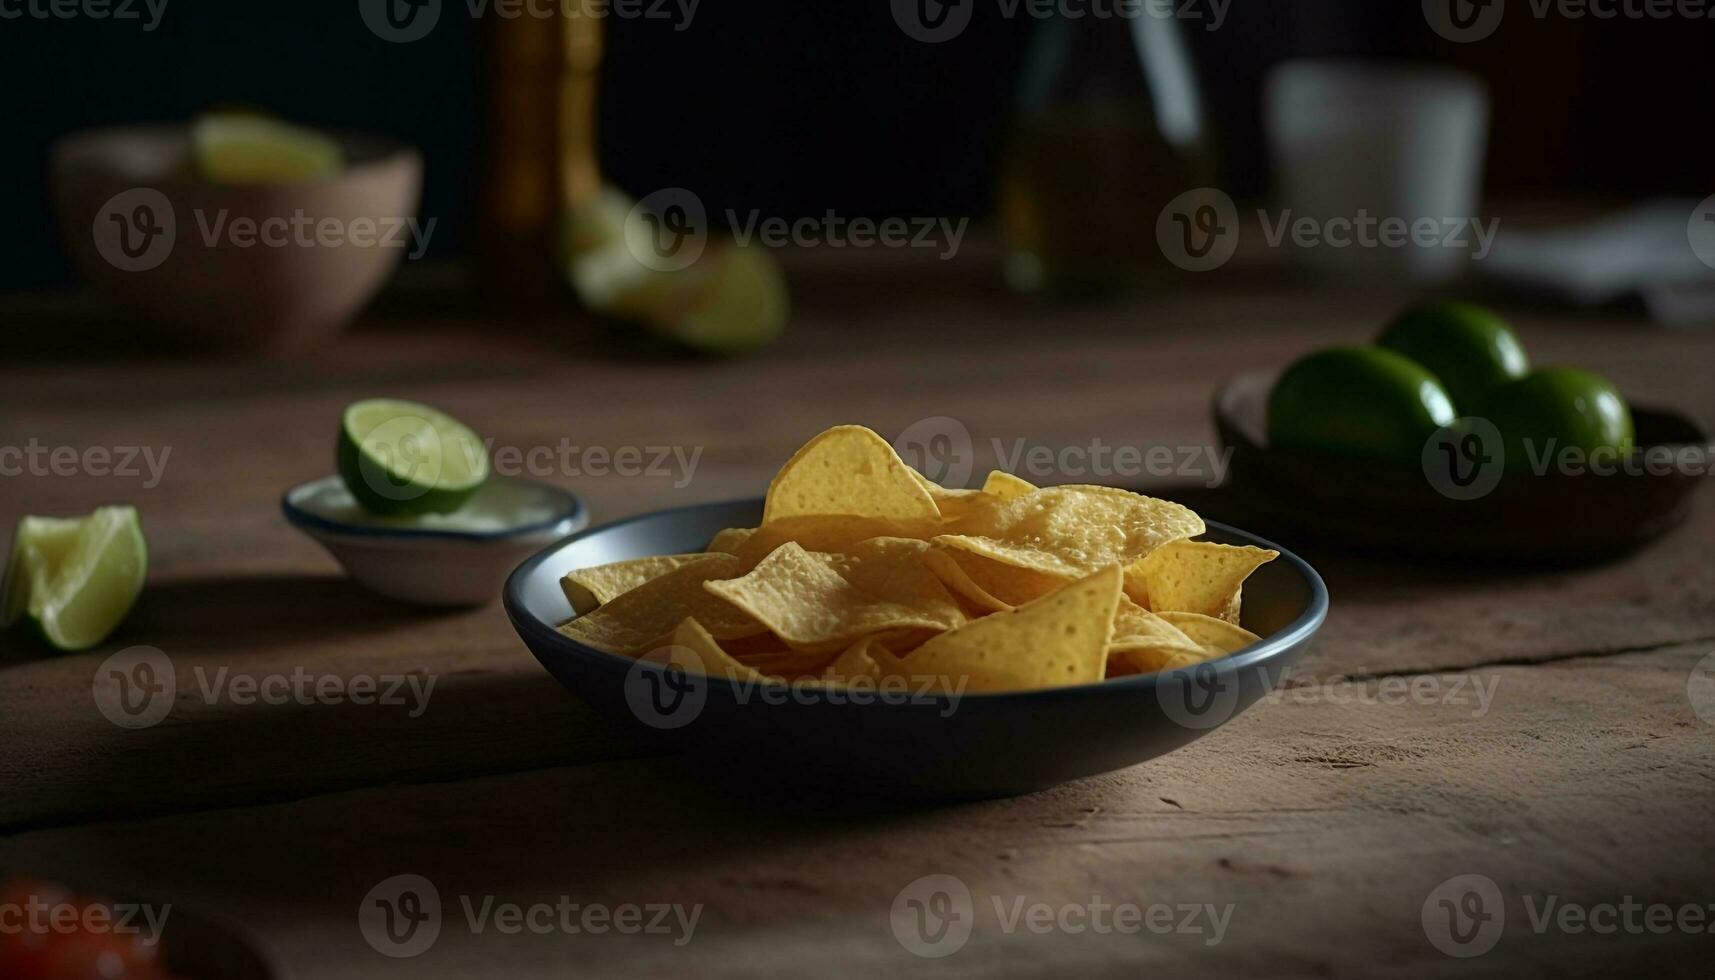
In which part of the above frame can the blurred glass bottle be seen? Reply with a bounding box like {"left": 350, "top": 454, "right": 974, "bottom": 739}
{"left": 998, "top": 11, "right": 1213, "bottom": 296}
{"left": 474, "top": 0, "right": 603, "bottom": 303}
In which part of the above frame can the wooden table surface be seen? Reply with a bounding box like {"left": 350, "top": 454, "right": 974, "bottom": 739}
{"left": 2, "top": 249, "right": 1713, "bottom": 978}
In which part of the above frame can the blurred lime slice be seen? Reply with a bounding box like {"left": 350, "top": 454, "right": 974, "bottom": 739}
{"left": 563, "top": 189, "right": 788, "bottom": 354}
{"left": 666, "top": 242, "right": 788, "bottom": 353}
{"left": 337, "top": 398, "right": 490, "bottom": 516}
{"left": 561, "top": 186, "right": 638, "bottom": 261}
{"left": 192, "top": 113, "right": 344, "bottom": 185}
{"left": 2, "top": 507, "right": 148, "bottom": 652}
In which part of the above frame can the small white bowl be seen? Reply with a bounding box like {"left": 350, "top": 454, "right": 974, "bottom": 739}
{"left": 282, "top": 476, "right": 587, "bottom": 606}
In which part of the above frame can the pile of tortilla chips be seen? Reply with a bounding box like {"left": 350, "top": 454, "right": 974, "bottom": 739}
{"left": 559, "top": 425, "right": 1276, "bottom": 693}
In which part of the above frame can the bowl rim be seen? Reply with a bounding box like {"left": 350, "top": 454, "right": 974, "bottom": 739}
{"left": 50, "top": 122, "right": 422, "bottom": 184}
{"left": 282, "top": 475, "right": 587, "bottom": 544}
{"left": 503, "top": 497, "right": 1330, "bottom": 705}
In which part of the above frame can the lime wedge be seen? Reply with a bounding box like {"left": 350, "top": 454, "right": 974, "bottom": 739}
{"left": 667, "top": 242, "right": 789, "bottom": 354}
{"left": 338, "top": 398, "right": 490, "bottom": 516}
{"left": 192, "top": 113, "right": 344, "bottom": 185}
{"left": 560, "top": 186, "right": 638, "bottom": 262}
{"left": 562, "top": 186, "right": 788, "bottom": 354}
{"left": 2, "top": 507, "right": 148, "bottom": 652}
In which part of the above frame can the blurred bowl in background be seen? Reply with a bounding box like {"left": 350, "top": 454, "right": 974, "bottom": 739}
{"left": 51, "top": 124, "right": 422, "bottom": 353}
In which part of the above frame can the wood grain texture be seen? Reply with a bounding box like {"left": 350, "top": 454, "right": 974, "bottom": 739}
{"left": 1, "top": 255, "right": 1713, "bottom": 975}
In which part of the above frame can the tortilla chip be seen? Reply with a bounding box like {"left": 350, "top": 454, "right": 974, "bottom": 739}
{"left": 909, "top": 565, "right": 1122, "bottom": 692}
{"left": 763, "top": 425, "right": 940, "bottom": 524}
{"left": 1108, "top": 596, "right": 1211, "bottom": 674}
{"left": 1128, "top": 540, "right": 1277, "bottom": 619}
{"left": 1156, "top": 610, "right": 1262, "bottom": 657}
{"left": 558, "top": 553, "right": 765, "bottom": 655}
{"left": 656, "top": 617, "right": 774, "bottom": 685}
{"left": 980, "top": 470, "right": 1037, "bottom": 501}
{"left": 704, "top": 538, "right": 965, "bottom": 650}
{"left": 707, "top": 527, "right": 754, "bottom": 554}
{"left": 560, "top": 554, "right": 718, "bottom": 615}
{"left": 936, "top": 485, "right": 1204, "bottom": 581}
{"left": 921, "top": 543, "right": 1065, "bottom": 612}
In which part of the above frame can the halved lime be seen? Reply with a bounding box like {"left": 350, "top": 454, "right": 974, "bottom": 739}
{"left": 192, "top": 112, "right": 344, "bottom": 185}
{"left": 337, "top": 398, "right": 490, "bottom": 516}
{"left": 2, "top": 507, "right": 148, "bottom": 652}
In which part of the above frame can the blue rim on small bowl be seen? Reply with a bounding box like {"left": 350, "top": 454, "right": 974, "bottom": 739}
{"left": 282, "top": 475, "right": 586, "bottom": 543}
{"left": 504, "top": 498, "right": 1330, "bottom": 798}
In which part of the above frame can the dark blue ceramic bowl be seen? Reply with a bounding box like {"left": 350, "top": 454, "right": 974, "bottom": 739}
{"left": 505, "top": 499, "right": 1328, "bottom": 799}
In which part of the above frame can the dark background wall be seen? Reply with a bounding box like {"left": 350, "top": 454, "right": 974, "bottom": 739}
{"left": 3, "top": 0, "right": 1711, "bottom": 289}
